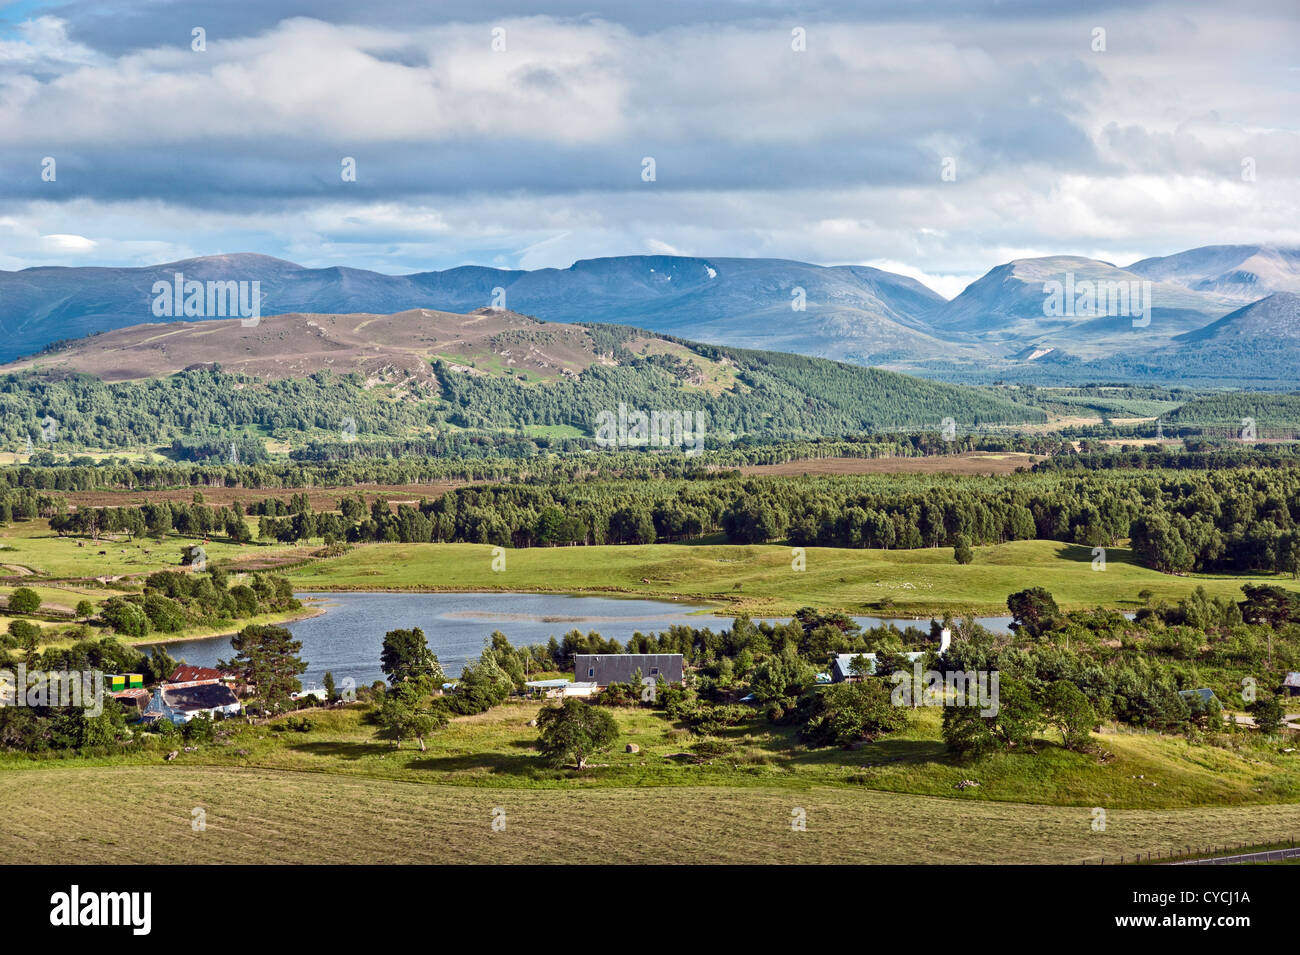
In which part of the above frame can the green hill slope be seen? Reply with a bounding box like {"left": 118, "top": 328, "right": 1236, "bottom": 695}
{"left": 0, "top": 310, "right": 1043, "bottom": 459}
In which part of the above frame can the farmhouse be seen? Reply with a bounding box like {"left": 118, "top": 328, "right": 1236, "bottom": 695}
{"left": 573, "top": 653, "right": 684, "bottom": 688}
{"left": 1281, "top": 673, "right": 1300, "bottom": 697}
{"left": 830, "top": 651, "right": 925, "bottom": 683}
{"left": 143, "top": 682, "right": 241, "bottom": 724}
{"left": 142, "top": 663, "right": 241, "bottom": 724}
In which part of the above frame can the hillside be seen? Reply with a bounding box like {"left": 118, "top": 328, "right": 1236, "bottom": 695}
{"left": 926, "top": 255, "right": 1240, "bottom": 359}
{"left": 1165, "top": 387, "right": 1300, "bottom": 438}
{"left": 0, "top": 308, "right": 1043, "bottom": 458}
{"left": 1134, "top": 292, "right": 1300, "bottom": 385}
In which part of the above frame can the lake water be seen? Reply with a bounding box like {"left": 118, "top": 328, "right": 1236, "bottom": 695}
{"left": 150, "top": 592, "right": 1018, "bottom": 688}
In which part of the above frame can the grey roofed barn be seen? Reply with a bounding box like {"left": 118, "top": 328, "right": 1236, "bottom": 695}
{"left": 574, "top": 654, "right": 683, "bottom": 687}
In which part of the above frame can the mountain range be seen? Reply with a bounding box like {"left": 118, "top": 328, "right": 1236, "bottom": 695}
{"left": 2, "top": 244, "right": 1297, "bottom": 384}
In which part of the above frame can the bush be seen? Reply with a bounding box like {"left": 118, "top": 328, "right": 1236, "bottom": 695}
{"left": 5, "top": 618, "right": 42, "bottom": 650}
{"left": 1248, "top": 693, "right": 1286, "bottom": 734}
{"left": 7, "top": 587, "right": 41, "bottom": 615}
{"left": 669, "top": 700, "right": 750, "bottom": 735}
{"left": 99, "top": 599, "right": 151, "bottom": 638}
{"left": 142, "top": 593, "right": 189, "bottom": 633}
{"left": 182, "top": 714, "right": 216, "bottom": 743}
{"left": 594, "top": 682, "right": 640, "bottom": 707}
{"left": 798, "top": 680, "right": 908, "bottom": 747}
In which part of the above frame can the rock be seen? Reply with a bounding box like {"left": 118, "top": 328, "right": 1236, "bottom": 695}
{"left": 165, "top": 751, "right": 178, "bottom": 761}
{"left": 526, "top": 719, "right": 537, "bottom": 727}
{"left": 625, "top": 743, "right": 640, "bottom": 753}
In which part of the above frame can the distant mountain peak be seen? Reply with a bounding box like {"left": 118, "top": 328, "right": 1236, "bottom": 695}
{"left": 0, "top": 244, "right": 1291, "bottom": 384}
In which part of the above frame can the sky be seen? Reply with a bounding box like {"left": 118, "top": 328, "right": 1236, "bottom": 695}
{"left": 0, "top": 0, "right": 1297, "bottom": 297}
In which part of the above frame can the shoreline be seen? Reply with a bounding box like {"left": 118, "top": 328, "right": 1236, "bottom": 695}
{"left": 280, "top": 581, "right": 1029, "bottom": 619}
{"left": 279, "top": 586, "right": 1020, "bottom": 626}
{"left": 127, "top": 603, "right": 328, "bottom": 649}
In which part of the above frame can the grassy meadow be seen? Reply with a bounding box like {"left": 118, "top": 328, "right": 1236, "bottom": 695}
{"left": 4, "top": 701, "right": 1300, "bottom": 864}
{"left": 284, "top": 538, "right": 1300, "bottom": 617}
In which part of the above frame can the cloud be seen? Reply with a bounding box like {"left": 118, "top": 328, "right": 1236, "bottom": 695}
{"left": 0, "top": 2, "right": 1295, "bottom": 281}
{"left": 0, "top": 16, "right": 100, "bottom": 70}
{"left": 39, "top": 232, "right": 96, "bottom": 253}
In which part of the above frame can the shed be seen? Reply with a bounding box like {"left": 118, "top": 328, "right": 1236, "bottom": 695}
{"left": 112, "top": 687, "right": 151, "bottom": 719}
{"left": 525, "top": 679, "right": 597, "bottom": 699}
{"left": 1179, "top": 687, "right": 1219, "bottom": 705}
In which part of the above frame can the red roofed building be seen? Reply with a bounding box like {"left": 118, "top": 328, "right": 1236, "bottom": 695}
{"left": 166, "top": 665, "right": 225, "bottom": 688}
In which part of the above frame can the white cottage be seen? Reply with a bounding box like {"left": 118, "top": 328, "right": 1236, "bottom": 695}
{"left": 144, "top": 682, "right": 241, "bottom": 724}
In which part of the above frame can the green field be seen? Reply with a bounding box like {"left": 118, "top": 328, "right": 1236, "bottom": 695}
{"left": 0, "top": 518, "right": 302, "bottom": 581}
{"left": 8, "top": 766, "right": 1300, "bottom": 864}
{"left": 4, "top": 701, "right": 1299, "bottom": 864}
{"left": 284, "top": 538, "right": 1300, "bottom": 617}
{"left": 24, "top": 701, "right": 1286, "bottom": 809}
{"left": 0, "top": 519, "right": 318, "bottom": 646}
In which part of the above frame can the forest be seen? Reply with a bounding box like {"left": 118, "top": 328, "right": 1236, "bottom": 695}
{"left": 0, "top": 340, "right": 1044, "bottom": 458}
{"left": 31, "top": 463, "right": 1300, "bottom": 577}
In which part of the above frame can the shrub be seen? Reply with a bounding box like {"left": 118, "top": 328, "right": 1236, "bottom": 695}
{"left": 99, "top": 599, "right": 151, "bottom": 638}
{"left": 7, "top": 587, "right": 40, "bottom": 615}
{"left": 798, "top": 680, "right": 908, "bottom": 747}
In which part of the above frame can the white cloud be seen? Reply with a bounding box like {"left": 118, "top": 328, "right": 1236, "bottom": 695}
{"left": 0, "top": 17, "right": 99, "bottom": 69}
{"left": 40, "top": 233, "right": 97, "bottom": 253}
{"left": 0, "top": 4, "right": 1295, "bottom": 280}
{"left": 861, "top": 260, "right": 972, "bottom": 300}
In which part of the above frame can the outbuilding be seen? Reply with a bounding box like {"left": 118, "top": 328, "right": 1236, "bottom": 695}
{"left": 524, "top": 679, "right": 598, "bottom": 699}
